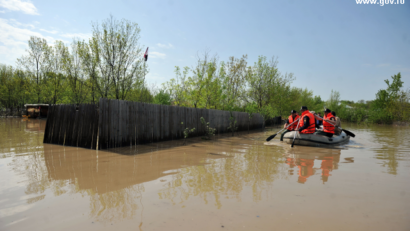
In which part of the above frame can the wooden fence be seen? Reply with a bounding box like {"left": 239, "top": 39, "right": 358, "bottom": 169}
{"left": 43, "top": 98, "right": 265, "bottom": 150}
{"left": 43, "top": 104, "right": 99, "bottom": 149}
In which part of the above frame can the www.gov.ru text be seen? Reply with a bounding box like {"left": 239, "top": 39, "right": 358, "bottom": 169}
{"left": 356, "top": 0, "right": 405, "bottom": 5}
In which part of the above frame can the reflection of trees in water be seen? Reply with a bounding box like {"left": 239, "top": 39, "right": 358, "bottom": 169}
{"left": 11, "top": 144, "right": 146, "bottom": 223}
{"left": 371, "top": 126, "right": 410, "bottom": 175}
{"left": 27, "top": 194, "right": 46, "bottom": 204}
{"left": 1, "top": 119, "right": 59, "bottom": 200}
{"left": 242, "top": 145, "right": 286, "bottom": 201}
{"left": 159, "top": 144, "right": 287, "bottom": 208}
{"left": 88, "top": 185, "right": 144, "bottom": 223}
{"left": 0, "top": 119, "right": 46, "bottom": 159}
{"left": 3, "top": 118, "right": 143, "bottom": 224}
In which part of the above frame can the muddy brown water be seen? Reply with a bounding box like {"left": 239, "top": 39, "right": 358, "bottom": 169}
{"left": 0, "top": 118, "right": 409, "bottom": 231}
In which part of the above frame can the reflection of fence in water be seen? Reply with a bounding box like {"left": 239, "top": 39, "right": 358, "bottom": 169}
{"left": 43, "top": 144, "right": 224, "bottom": 195}
{"left": 44, "top": 98, "right": 265, "bottom": 150}
{"left": 25, "top": 119, "right": 47, "bottom": 132}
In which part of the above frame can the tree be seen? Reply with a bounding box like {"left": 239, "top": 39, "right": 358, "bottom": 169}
{"left": 43, "top": 72, "right": 65, "bottom": 104}
{"left": 186, "top": 52, "right": 218, "bottom": 108}
{"left": 327, "top": 89, "right": 341, "bottom": 111}
{"left": 392, "top": 88, "right": 410, "bottom": 121}
{"left": 270, "top": 72, "right": 294, "bottom": 116}
{"left": 17, "top": 36, "right": 51, "bottom": 103}
{"left": 60, "top": 41, "right": 88, "bottom": 104}
{"left": 91, "top": 15, "right": 146, "bottom": 100}
{"left": 220, "top": 55, "right": 248, "bottom": 110}
{"left": 77, "top": 39, "right": 99, "bottom": 104}
{"left": 164, "top": 66, "right": 189, "bottom": 106}
{"left": 153, "top": 90, "right": 171, "bottom": 105}
{"left": 0, "top": 65, "right": 16, "bottom": 108}
{"left": 42, "top": 41, "right": 66, "bottom": 104}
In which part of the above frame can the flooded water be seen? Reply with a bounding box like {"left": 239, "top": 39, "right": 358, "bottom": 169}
{"left": 1, "top": 118, "right": 409, "bottom": 231}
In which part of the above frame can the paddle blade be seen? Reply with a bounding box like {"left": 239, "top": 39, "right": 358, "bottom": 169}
{"left": 266, "top": 134, "right": 277, "bottom": 141}
{"left": 291, "top": 139, "right": 295, "bottom": 148}
{"left": 343, "top": 129, "right": 356, "bottom": 138}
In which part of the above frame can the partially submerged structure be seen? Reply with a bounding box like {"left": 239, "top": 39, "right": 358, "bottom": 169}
{"left": 24, "top": 104, "right": 50, "bottom": 118}
{"left": 43, "top": 98, "right": 265, "bottom": 150}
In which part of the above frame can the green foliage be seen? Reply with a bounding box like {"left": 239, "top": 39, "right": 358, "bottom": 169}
{"left": 1, "top": 16, "right": 408, "bottom": 126}
{"left": 181, "top": 122, "right": 195, "bottom": 144}
{"left": 245, "top": 102, "right": 258, "bottom": 118}
{"left": 0, "top": 16, "right": 149, "bottom": 108}
{"left": 227, "top": 111, "right": 238, "bottom": 136}
{"left": 153, "top": 90, "right": 171, "bottom": 105}
{"left": 335, "top": 73, "right": 409, "bottom": 124}
{"left": 200, "top": 117, "right": 216, "bottom": 139}
{"left": 327, "top": 89, "right": 341, "bottom": 112}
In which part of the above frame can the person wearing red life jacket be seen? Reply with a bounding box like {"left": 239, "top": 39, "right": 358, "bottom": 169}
{"left": 314, "top": 108, "right": 336, "bottom": 137}
{"left": 297, "top": 106, "right": 316, "bottom": 134}
{"left": 284, "top": 110, "right": 300, "bottom": 130}
{"left": 280, "top": 110, "right": 300, "bottom": 141}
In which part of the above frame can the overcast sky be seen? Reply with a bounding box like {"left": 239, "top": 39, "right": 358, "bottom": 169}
{"left": 1, "top": 0, "right": 409, "bottom": 101}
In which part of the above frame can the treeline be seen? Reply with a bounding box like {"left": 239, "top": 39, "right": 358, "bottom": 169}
{"left": 333, "top": 73, "right": 410, "bottom": 124}
{"left": 0, "top": 17, "right": 327, "bottom": 120}
{"left": 159, "top": 53, "right": 326, "bottom": 119}
{"left": 1, "top": 16, "right": 409, "bottom": 123}
{"left": 0, "top": 16, "right": 152, "bottom": 109}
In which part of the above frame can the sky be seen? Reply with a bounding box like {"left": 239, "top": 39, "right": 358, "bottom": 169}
{"left": 0, "top": 0, "right": 409, "bottom": 101}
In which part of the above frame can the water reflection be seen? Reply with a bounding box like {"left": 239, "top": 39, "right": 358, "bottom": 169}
{"left": 0, "top": 118, "right": 45, "bottom": 159}
{"left": 342, "top": 123, "right": 410, "bottom": 175}
{"left": 369, "top": 125, "right": 410, "bottom": 175}
{"left": 1, "top": 118, "right": 410, "bottom": 228}
{"left": 158, "top": 139, "right": 288, "bottom": 207}
{"left": 42, "top": 143, "right": 229, "bottom": 223}
{"left": 284, "top": 148, "right": 341, "bottom": 184}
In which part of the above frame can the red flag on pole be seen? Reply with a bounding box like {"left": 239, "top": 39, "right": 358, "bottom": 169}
{"left": 144, "top": 47, "right": 149, "bottom": 61}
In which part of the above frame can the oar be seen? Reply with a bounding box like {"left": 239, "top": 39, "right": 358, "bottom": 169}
{"left": 291, "top": 119, "right": 301, "bottom": 148}
{"left": 323, "top": 119, "right": 356, "bottom": 138}
{"left": 266, "top": 118, "right": 300, "bottom": 141}
{"left": 342, "top": 128, "right": 355, "bottom": 137}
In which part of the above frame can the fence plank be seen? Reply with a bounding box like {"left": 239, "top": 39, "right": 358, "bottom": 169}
{"left": 51, "top": 105, "right": 61, "bottom": 144}
{"left": 43, "top": 105, "right": 53, "bottom": 143}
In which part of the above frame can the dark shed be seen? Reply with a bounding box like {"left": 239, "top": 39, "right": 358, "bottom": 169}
{"left": 24, "top": 104, "right": 50, "bottom": 118}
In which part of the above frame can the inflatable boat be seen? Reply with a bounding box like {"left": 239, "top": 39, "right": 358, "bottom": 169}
{"left": 282, "top": 131, "right": 350, "bottom": 147}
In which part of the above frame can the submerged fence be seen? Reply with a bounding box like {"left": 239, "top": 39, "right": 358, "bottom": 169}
{"left": 43, "top": 104, "right": 99, "bottom": 149}
{"left": 44, "top": 98, "right": 265, "bottom": 150}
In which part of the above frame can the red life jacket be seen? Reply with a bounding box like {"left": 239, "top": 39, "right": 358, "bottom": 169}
{"left": 287, "top": 114, "right": 300, "bottom": 131}
{"left": 323, "top": 113, "right": 335, "bottom": 134}
{"left": 298, "top": 111, "right": 316, "bottom": 134}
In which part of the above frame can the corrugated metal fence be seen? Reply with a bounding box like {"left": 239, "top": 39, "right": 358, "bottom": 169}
{"left": 43, "top": 98, "right": 265, "bottom": 150}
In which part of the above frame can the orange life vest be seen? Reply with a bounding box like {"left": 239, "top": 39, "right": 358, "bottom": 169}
{"left": 323, "top": 113, "right": 335, "bottom": 134}
{"left": 298, "top": 111, "right": 316, "bottom": 134}
{"left": 287, "top": 114, "right": 300, "bottom": 131}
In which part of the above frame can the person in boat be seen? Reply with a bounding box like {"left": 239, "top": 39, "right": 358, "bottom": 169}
{"left": 316, "top": 112, "right": 323, "bottom": 126}
{"left": 310, "top": 111, "right": 321, "bottom": 130}
{"left": 297, "top": 106, "right": 316, "bottom": 134}
{"left": 331, "top": 111, "right": 342, "bottom": 135}
{"left": 280, "top": 110, "right": 300, "bottom": 141}
{"left": 283, "top": 110, "right": 299, "bottom": 130}
{"left": 314, "top": 108, "right": 336, "bottom": 137}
